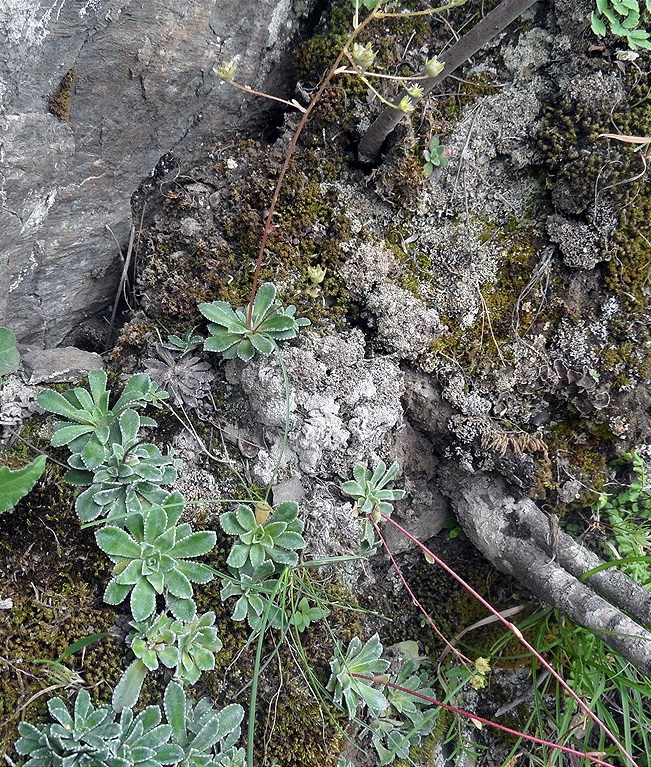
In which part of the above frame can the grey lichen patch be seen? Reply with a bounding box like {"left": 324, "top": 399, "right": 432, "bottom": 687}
{"left": 546, "top": 214, "right": 609, "bottom": 270}
{"left": 229, "top": 330, "right": 405, "bottom": 483}
{"left": 365, "top": 282, "right": 441, "bottom": 359}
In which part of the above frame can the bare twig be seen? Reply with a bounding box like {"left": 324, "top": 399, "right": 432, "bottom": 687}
{"left": 358, "top": 0, "right": 538, "bottom": 162}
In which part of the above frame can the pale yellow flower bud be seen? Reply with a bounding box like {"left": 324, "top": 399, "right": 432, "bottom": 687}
{"left": 424, "top": 57, "right": 445, "bottom": 78}
{"left": 214, "top": 60, "right": 237, "bottom": 82}
{"left": 351, "top": 42, "right": 377, "bottom": 72}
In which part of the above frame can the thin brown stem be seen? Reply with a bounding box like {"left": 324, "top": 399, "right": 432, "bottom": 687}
{"left": 245, "top": 10, "right": 380, "bottom": 327}
{"left": 370, "top": 516, "right": 471, "bottom": 664}
{"left": 358, "top": 0, "right": 538, "bottom": 162}
{"left": 353, "top": 674, "right": 619, "bottom": 767}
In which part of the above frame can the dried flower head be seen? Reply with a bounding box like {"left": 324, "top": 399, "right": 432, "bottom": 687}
{"left": 143, "top": 345, "right": 214, "bottom": 409}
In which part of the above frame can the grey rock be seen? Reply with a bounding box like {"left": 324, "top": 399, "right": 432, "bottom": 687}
{"left": 365, "top": 282, "right": 441, "bottom": 360}
{"left": 272, "top": 475, "right": 306, "bottom": 506}
{"left": 0, "top": 0, "right": 313, "bottom": 347}
{"left": 21, "top": 346, "right": 103, "bottom": 384}
{"left": 230, "top": 330, "right": 405, "bottom": 484}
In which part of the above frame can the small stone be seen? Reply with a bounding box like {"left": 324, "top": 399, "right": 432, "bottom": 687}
{"left": 272, "top": 476, "right": 306, "bottom": 505}
{"left": 178, "top": 217, "right": 202, "bottom": 237}
{"left": 21, "top": 347, "right": 103, "bottom": 384}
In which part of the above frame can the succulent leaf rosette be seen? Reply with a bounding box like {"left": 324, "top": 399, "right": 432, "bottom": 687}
{"left": 132, "top": 611, "right": 222, "bottom": 683}
{"left": 220, "top": 500, "right": 306, "bottom": 570}
{"left": 15, "top": 688, "right": 184, "bottom": 767}
{"left": 37, "top": 370, "right": 166, "bottom": 468}
{"left": 327, "top": 633, "right": 390, "bottom": 720}
{"left": 219, "top": 562, "right": 284, "bottom": 630}
{"left": 340, "top": 460, "right": 405, "bottom": 521}
{"left": 198, "top": 283, "right": 309, "bottom": 362}
{"left": 112, "top": 612, "right": 223, "bottom": 711}
{"left": 65, "top": 408, "right": 180, "bottom": 524}
{"left": 16, "top": 684, "right": 242, "bottom": 767}
{"left": 164, "top": 682, "right": 245, "bottom": 767}
{"left": 96, "top": 492, "right": 216, "bottom": 622}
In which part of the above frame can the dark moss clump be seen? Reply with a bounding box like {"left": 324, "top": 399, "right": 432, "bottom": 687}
{"left": 535, "top": 422, "right": 609, "bottom": 508}
{"left": 366, "top": 535, "right": 518, "bottom": 657}
{"left": 0, "top": 461, "right": 123, "bottom": 753}
{"left": 537, "top": 54, "right": 651, "bottom": 319}
{"left": 47, "top": 69, "right": 75, "bottom": 122}
{"left": 133, "top": 137, "right": 355, "bottom": 342}
{"left": 257, "top": 690, "right": 344, "bottom": 767}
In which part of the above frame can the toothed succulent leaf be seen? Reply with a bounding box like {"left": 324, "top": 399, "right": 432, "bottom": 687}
{"left": 199, "top": 283, "right": 309, "bottom": 362}
{"left": 96, "top": 493, "right": 215, "bottom": 622}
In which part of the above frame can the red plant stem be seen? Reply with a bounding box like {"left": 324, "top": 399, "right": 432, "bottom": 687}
{"left": 246, "top": 10, "right": 379, "bottom": 327}
{"left": 370, "top": 516, "right": 472, "bottom": 665}
{"left": 379, "top": 512, "right": 639, "bottom": 767}
{"left": 352, "top": 674, "right": 617, "bottom": 767}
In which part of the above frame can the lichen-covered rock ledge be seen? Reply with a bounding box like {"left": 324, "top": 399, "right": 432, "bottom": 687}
{"left": 0, "top": 0, "right": 314, "bottom": 347}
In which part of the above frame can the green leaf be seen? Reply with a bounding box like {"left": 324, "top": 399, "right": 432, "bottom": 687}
{"left": 0, "top": 327, "right": 20, "bottom": 376}
{"left": 163, "top": 682, "right": 187, "bottom": 745}
{"left": 118, "top": 408, "right": 141, "bottom": 444}
{"left": 250, "top": 333, "right": 276, "bottom": 355}
{"left": 95, "top": 526, "right": 140, "bottom": 558}
{"left": 198, "top": 301, "right": 242, "bottom": 327}
{"left": 273, "top": 531, "right": 306, "bottom": 549}
{"left": 170, "top": 596, "right": 196, "bottom": 622}
{"left": 49, "top": 695, "right": 75, "bottom": 727}
{"left": 38, "top": 389, "right": 89, "bottom": 422}
{"left": 80, "top": 434, "right": 108, "bottom": 470}
{"left": 220, "top": 510, "right": 247, "bottom": 535}
{"left": 57, "top": 632, "right": 112, "bottom": 662}
{"left": 130, "top": 578, "right": 157, "bottom": 621}
{"left": 236, "top": 338, "right": 256, "bottom": 362}
{"left": 164, "top": 568, "right": 193, "bottom": 600}
{"left": 112, "top": 659, "right": 148, "bottom": 712}
{"left": 268, "top": 547, "right": 299, "bottom": 566}
{"left": 177, "top": 560, "right": 214, "bottom": 584}
{"left": 0, "top": 454, "right": 47, "bottom": 514}
{"left": 50, "top": 424, "right": 94, "bottom": 447}
{"left": 204, "top": 331, "right": 242, "bottom": 353}
{"left": 104, "top": 579, "right": 131, "bottom": 606}
{"left": 259, "top": 313, "right": 296, "bottom": 334}
{"left": 227, "top": 543, "right": 249, "bottom": 569}
{"left": 145, "top": 504, "right": 169, "bottom": 543}
{"left": 168, "top": 530, "right": 216, "bottom": 558}
{"left": 251, "top": 283, "right": 277, "bottom": 325}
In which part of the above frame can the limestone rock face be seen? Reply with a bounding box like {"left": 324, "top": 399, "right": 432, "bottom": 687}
{"left": 0, "top": 0, "right": 309, "bottom": 347}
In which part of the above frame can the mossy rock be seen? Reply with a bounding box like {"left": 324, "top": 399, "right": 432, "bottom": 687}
{"left": 0, "top": 463, "right": 123, "bottom": 753}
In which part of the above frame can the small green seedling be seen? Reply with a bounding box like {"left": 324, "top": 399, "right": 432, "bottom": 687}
{"left": 160, "top": 327, "right": 204, "bottom": 356}
{"left": 423, "top": 136, "right": 449, "bottom": 176}
{"left": 341, "top": 460, "right": 405, "bottom": 521}
{"left": 289, "top": 596, "right": 328, "bottom": 633}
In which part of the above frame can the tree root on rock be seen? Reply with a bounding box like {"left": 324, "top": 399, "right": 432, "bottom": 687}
{"left": 441, "top": 471, "right": 651, "bottom": 675}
